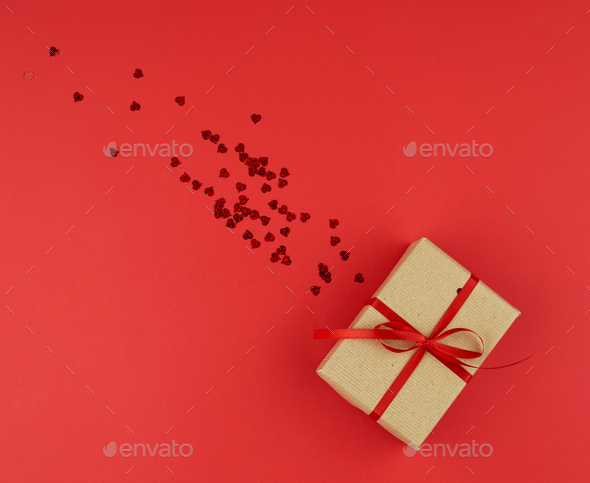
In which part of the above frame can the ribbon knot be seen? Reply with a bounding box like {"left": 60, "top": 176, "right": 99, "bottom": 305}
{"left": 314, "top": 274, "right": 530, "bottom": 422}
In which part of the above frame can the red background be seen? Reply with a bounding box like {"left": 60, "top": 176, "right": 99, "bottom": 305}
{"left": 1, "top": 0, "right": 589, "bottom": 481}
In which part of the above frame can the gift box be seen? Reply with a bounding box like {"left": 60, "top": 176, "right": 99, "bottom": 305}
{"left": 315, "top": 238, "right": 521, "bottom": 447}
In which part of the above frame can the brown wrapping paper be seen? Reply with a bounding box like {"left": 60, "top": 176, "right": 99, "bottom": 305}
{"left": 316, "top": 238, "right": 520, "bottom": 447}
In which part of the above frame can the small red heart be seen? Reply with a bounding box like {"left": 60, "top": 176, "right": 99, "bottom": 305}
{"left": 259, "top": 157, "right": 269, "bottom": 166}
{"left": 320, "top": 271, "right": 332, "bottom": 284}
{"left": 278, "top": 179, "right": 288, "bottom": 188}
{"left": 215, "top": 198, "right": 226, "bottom": 205}
{"left": 180, "top": 173, "right": 191, "bottom": 183}
{"left": 280, "top": 168, "right": 290, "bottom": 178}
{"left": 233, "top": 213, "right": 244, "bottom": 223}
{"left": 250, "top": 210, "right": 260, "bottom": 220}
{"left": 236, "top": 182, "right": 247, "bottom": 192}
{"left": 170, "top": 157, "right": 181, "bottom": 167}
{"left": 310, "top": 286, "right": 321, "bottom": 296}
{"left": 340, "top": 250, "right": 350, "bottom": 261}
{"left": 270, "top": 252, "right": 280, "bottom": 263}
{"left": 234, "top": 203, "right": 242, "bottom": 212}
{"left": 266, "top": 171, "right": 277, "bottom": 181}
{"left": 278, "top": 205, "right": 288, "bottom": 215}
{"left": 281, "top": 255, "right": 292, "bottom": 266}
{"left": 219, "top": 168, "right": 230, "bottom": 178}
{"left": 226, "top": 219, "right": 236, "bottom": 229}
{"left": 49, "top": 46, "right": 60, "bottom": 56}
{"left": 268, "top": 200, "right": 278, "bottom": 210}
{"left": 261, "top": 183, "right": 272, "bottom": 193}
{"left": 222, "top": 208, "right": 231, "bottom": 218}
{"left": 257, "top": 167, "right": 267, "bottom": 177}
{"left": 286, "top": 212, "right": 296, "bottom": 222}
{"left": 235, "top": 143, "right": 245, "bottom": 152}
{"left": 241, "top": 207, "right": 252, "bottom": 216}
{"left": 218, "top": 144, "right": 228, "bottom": 153}
{"left": 329, "top": 219, "right": 339, "bottom": 229}
{"left": 202, "top": 130, "right": 212, "bottom": 140}
{"left": 260, "top": 216, "right": 270, "bottom": 226}
{"left": 23, "top": 71, "right": 34, "bottom": 81}
{"left": 130, "top": 101, "right": 141, "bottom": 111}
{"left": 264, "top": 232, "right": 275, "bottom": 242}
{"left": 175, "top": 96, "right": 186, "bottom": 106}
{"left": 277, "top": 245, "right": 287, "bottom": 255}
{"left": 210, "top": 134, "right": 220, "bottom": 144}
{"left": 251, "top": 113, "right": 262, "bottom": 124}
{"left": 251, "top": 239, "right": 261, "bottom": 249}
{"left": 192, "top": 180, "right": 202, "bottom": 191}
{"left": 239, "top": 195, "right": 249, "bottom": 205}
{"left": 318, "top": 263, "right": 328, "bottom": 273}
{"left": 73, "top": 92, "right": 84, "bottom": 102}
{"left": 280, "top": 227, "right": 290, "bottom": 237}
{"left": 330, "top": 236, "right": 341, "bottom": 246}
{"left": 248, "top": 167, "right": 258, "bottom": 177}
{"left": 300, "top": 213, "right": 311, "bottom": 223}
{"left": 133, "top": 68, "right": 144, "bottom": 78}
{"left": 239, "top": 153, "right": 249, "bottom": 162}
{"left": 354, "top": 273, "right": 365, "bottom": 283}
{"left": 204, "top": 187, "right": 214, "bottom": 197}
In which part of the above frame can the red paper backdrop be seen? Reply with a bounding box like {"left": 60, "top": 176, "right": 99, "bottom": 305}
{"left": 1, "top": 0, "right": 590, "bottom": 481}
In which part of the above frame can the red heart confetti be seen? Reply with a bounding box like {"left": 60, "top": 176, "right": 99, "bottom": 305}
{"left": 310, "top": 286, "right": 321, "bottom": 296}
{"left": 257, "top": 167, "right": 267, "bottom": 177}
{"left": 318, "top": 263, "right": 328, "bottom": 273}
{"left": 73, "top": 92, "right": 84, "bottom": 102}
{"left": 175, "top": 96, "right": 185, "bottom": 106}
{"left": 259, "top": 157, "right": 269, "bottom": 167}
{"left": 130, "top": 101, "right": 141, "bottom": 111}
{"left": 239, "top": 152, "right": 249, "bottom": 162}
{"left": 260, "top": 215, "right": 271, "bottom": 226}
{"left": 236, "top": 182, "right": 247, "bottom": 192}
{"left": 251, "top": 239, "right": 261, "bottom": 249}
{"left": 330, "top": 236, "right": 341, "bottom": 246}
{"left": 222, "top": 208, "right": 231, "bottom": 218}
{"left": 340, "top": 250, "right": 350, "bottom": 261}
{"left": 233, "top": 203, "right": 242, "bottom": 212}
{"left": 248, "top": 167, "right": 258, "bottom": 177}
{"left": 266, "top": 171, "right": 277, "bottom": 181}
{"left": 280, "top": 227, "right": 290, "bottom": 237}
{"left": 277, "top": 245, "right": 287, "bottom": 255}
{"left": 215, "top": 198, "right": 226, "bottom": 205}
{"left": 239, "top": 195, "right": 249, "bottom": 205}
{"left": 133, "top": 68, "right": 144, "bottom": 78}
{"left": 281, "top": 255, "right": 292, "bottom": 266}
{"left": 235, "top": 143, "right": 245, "bottom": 152}
{"left": 264, "top": 232, "right": 275, "bottom": 242}
{"left": 192, "top": 180, "right": 202, "bottom": 191}
{"left": 251, "top": 113, "right": 262, "bottom": 124}
{"left": 261, "top": 183, "right": 272, "bottom": 193}
{"left": 250, "top": 210, "right": 260, "bottom": 220}
{"left": 218, "top": 144, "right": 228, "bottom": 154}
{"left": 226, "top": 219, "right": 236, "bottom": 229}
{"left": 354, "top": 273, "right": 365, "bottom": 283}
{"left": 270, "top": 252, "right": 280, "bottom": 263}
{"left": 23, "top": 71, "right": 34, "bottom": 81}
{"left": 219, "top": 168, "right": 230, "bottom": 178}
{"left": 329, "top": 219, "right": 339, "bottom": 229}
{"left": 320, "top": 271, "right": 332, "bottom": 284}
{"left": 286, "top": 212, "right": 296, "bottom": 222}
{"left": 201, "top": 130, "right": 211, "bottom": 140}
{"left": 268, "top": 200, "right": 278, "bottom": 210}
{"left": 233, "top": 213, "right": 244, "bottom": 223}
{"left": 300, "top": 213, "right": 311, "bottom": 223}
{"left": 180, "top": 173, "right": 191, "bottom": 183}
{"left": 204, "top": 187, "right": 214, "bottom": 197}
{"left": 49, "top": 46, "right": 60, "bottom": 56}
{"left": 280, "top": 168, "right": 290, "bottom": 178}
{"left": 241, "top": 207, "right": 252, "bottom": 216}
{"left": 278, "top": 179, "right": 288, "bottom": 188}
{"left": 170, "top": 157, "right": 181, "bottom": 167}
{"left": 210, "top": 134, "right": 220, "bottom": 144}
{"left": 278, "top": 205, "right": 288, "bottom": 215}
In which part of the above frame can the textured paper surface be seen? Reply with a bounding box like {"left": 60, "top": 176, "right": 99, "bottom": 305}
{"left": 317, "top": 238, "right": 521, "bottom": 447}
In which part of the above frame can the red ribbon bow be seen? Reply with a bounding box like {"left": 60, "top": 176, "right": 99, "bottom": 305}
{"left": 314, "top": 274, "right": 527, "bottom": 421}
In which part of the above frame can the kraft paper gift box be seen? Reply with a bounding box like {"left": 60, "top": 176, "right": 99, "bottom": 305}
{"left": 316, "top": 238, "right": 521, "bottom": 447}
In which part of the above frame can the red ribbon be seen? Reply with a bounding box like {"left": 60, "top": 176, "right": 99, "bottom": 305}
{"left": 314, "top": 274, "right": 528, "bottom": 421}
